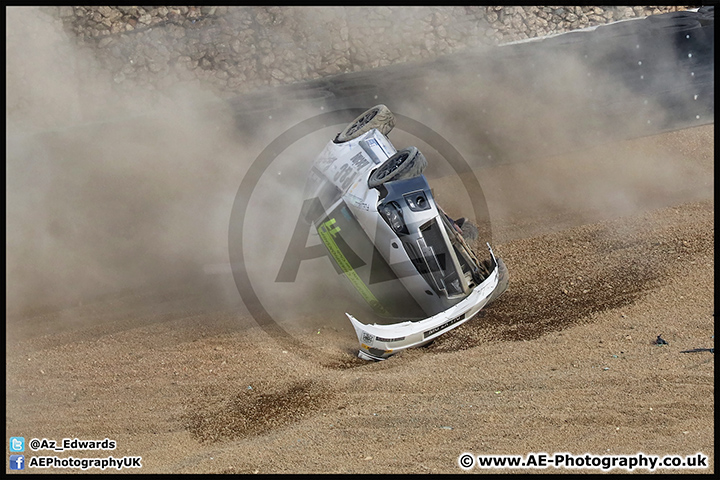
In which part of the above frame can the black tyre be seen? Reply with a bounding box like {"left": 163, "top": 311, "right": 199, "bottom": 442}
{"left": 334, "top": 104, "right": 395, "bottom": 143}
{"left": 367, "top": 146, "right": 427, "bottom": 189}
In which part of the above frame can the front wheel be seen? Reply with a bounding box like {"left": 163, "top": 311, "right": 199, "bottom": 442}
{"left": 334, "top": 104, "right": 395, "bottom": 143}
{"left": 368, "top": 146, "right": 427, "bottom": 188}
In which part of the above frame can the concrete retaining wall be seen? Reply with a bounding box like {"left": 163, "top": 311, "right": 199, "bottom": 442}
{"left": 7, "top": 6, "right": 693, "bottom": 129}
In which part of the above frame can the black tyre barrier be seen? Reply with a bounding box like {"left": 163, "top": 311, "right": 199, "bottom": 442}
{"left": 481, "top": 46, "right": 546, "bottom": 84}
{"left": 643, "top": 14, "right": 703, "bottom": 34}
{"left": 584, "top": 20, "right": 653, "bottom": 71}
{"left": 588, "top": 15, "right": 704, "bottom": 53}
{"left": 633, "top": 68, "right": 713, "bottom": 101}
{"left": 540, "top": 30, "right": 595, "bottom": 58}
{"left": 591, "top": 18, "right": 649, "bottom": 40}
{"left": 697, "top": 5, "right": 714, "bottom": 25}
{"left": 429, "top": 49, "right": 494, "bottom": 78}
{"left": 542, "top": 30, "right": 593, "bottom": 46}
{"left": 700, "top": 26, "right": 714, "bottom": 56}
{"left": 645, "top": 10, "right": 701, "bottom": 24}
{"left": 326, "top": 84, "right": 382, "bottom": 109}
{"left": 228, "top": 90, "right": 286, "bottom": 136}
{"left": 697, "top": 5, "right": 714, "bottom": 15}
{"left": 609, "top": 73, "right": 713, "bottom": 129}
{"left": 228, "top": 90, "right": 280, "bottom": 116}
{"left": 375, "top": 64, "right": 431, "bottom": 93}
{"left": 320, "top": 64, "right": 402, "bottom": 99}
{"left": 653, "top": 83, "right": 715, "bottom": 129}
{"left": 223, "top": 8, "right": 713, "bottom": 164}
{"left": 229, "top": 81, "right": 338, "bottom": 127}
{"left": 640, "top": 26, "right": 709, "bottom": 72}
{"left": 697, "top": 6, "right": 714, "bottom": 51}
{"left": 642, "top": 14, "right": 708, "bottom": 60}
{"left": 326, "top": 69, "right": 384, "bottom": 88}
{"left": 274, "top": 82, "right": 336, "bottom": 107}
{"left": 586, "top": 17, "right": 708, "bottom": 82}
{"left": 586, "top": 43, "right": 712, "bottom": 106}
{"left": 544, "top": 29, "right": 593, "bottom": 43}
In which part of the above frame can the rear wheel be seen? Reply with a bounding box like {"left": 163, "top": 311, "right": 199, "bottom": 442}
{"left": 334, "top": 104, "right": 395, "bottom": 143}
{"left": 368, "top": 146, "right": 427, "bottom": 188}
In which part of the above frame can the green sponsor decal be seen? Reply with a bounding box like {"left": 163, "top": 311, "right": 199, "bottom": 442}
{"left": 318, "top": 218, "right": 389, "bottom": 316}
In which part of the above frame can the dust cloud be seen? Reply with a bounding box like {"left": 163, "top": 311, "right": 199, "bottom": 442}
{"left": 6, "top": 7, "right": 253, "bottom": 317}
{"left": 6, "top": 7, "right": 712, "bottom": 330}
{"left": 389, "top": 18, "right": 712, "bottom": 241}
{"left": 6, "top": 8, "right": 346, "bottom": 321}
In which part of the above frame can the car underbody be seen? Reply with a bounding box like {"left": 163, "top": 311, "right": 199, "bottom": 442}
{"left": 302, "top": 105, "right": 509, "bottom": 360}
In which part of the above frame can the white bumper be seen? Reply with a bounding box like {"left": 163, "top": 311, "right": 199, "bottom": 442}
{"left": 348, "top": 246, "right": 507, "bottom": 360}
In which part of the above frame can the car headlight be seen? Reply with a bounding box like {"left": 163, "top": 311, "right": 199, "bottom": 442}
{"left": 379, "top": 201, "right": 407, "bottom": 234}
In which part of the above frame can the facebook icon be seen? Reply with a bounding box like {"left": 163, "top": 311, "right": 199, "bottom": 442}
{"left": 10, "top": 455, "right": 25, "bottom": 470}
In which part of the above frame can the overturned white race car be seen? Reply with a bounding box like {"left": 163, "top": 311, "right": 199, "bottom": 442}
{"left": 302, "top": 105, "right": 509, "bottom": 360}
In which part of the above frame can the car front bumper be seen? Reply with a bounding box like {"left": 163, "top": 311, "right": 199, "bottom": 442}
{"left": 347, "top": 245, "right": 509, "bottom": 360}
